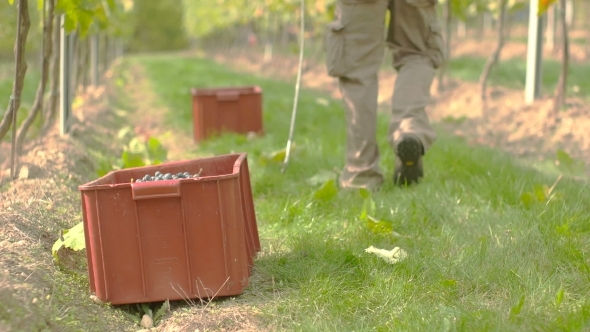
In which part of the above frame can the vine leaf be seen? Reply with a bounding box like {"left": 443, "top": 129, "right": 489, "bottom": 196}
{"left": 52, "top": 222, "right": 86, "bottom": 261}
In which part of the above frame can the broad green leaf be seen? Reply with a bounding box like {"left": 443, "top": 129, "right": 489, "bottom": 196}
{"left": 121, "top": 150, "right": 146, "bottom": 169}
{"left": 365, "top": 216, "right": 393, "bottom": 235}
{"left": 313, "top": 179, "right": 338, "bottom": 202}
{"left": 52, "top": 222, "right": 86, "bottom": 260}
{"left": 8, "top": 0, "right": 14, "bottom": 5}
{"left": 62, "top": 222, "right": 86, "bottom": 251}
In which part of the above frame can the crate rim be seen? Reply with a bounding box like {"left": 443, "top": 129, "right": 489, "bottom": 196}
{"left": 190, "top": 85, "right": 262, "bottom": 96}
{"left": 79, "top": 153, "right": 249, "bottom": 191}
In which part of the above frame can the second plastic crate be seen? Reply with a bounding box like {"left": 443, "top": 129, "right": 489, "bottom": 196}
{"left": 190, "top": 86, "right": 263, "bottom": 142}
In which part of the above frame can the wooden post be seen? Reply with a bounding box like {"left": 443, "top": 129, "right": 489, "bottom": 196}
{"left": 483, "top": 12, "right": 493, "bottom": 34}
{"left": 59, "top": 14, "right": 71, "bottom": 135}
{"left": 90, "top": 34, "right": 99, "bottom": 86}
{"left": 525, "top": 0, "right": 544, "bottom": 104}
{"left": 565, "top": 0, "right": 573, "bottom": 27}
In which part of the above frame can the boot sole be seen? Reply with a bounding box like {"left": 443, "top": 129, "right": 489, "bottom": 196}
{"left": 394, "top": 137, "right": 423, "bottom": 186}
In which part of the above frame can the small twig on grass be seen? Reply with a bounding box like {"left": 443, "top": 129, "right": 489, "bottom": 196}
{"left": 23, "top": 270, "right": 35, "bottom": 282}
{"left": 201, "top": 276, "right": 230, "bottom": 309}
{"left": 195, "top": 277, "right": 213, "bottom": 305}
{"left": 169, "top": 283, "right": 197, "bottom": 308}
{"left": 169, "top": 276, "right": 230, "bottom": 310}
{"left": 548, "top": 174, "right": 563, "bottom": 195}
{"left": 546, "top": 174, "right": 563, "bottom": 205}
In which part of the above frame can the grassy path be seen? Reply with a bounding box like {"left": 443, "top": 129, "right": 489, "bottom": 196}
{"left": 110, "top": 53, "right": 590, "bottom": 331}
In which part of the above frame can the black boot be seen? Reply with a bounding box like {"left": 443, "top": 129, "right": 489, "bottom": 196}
{"left": 393, "top": 135, "right": 424, "bottom": 186}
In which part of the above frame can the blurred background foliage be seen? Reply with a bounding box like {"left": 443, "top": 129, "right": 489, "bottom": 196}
{"left": 0, "top": 0, "right": 41, "bottom": 60}
{"left": 2, "top": 0, "right": 590, "bottom": 62}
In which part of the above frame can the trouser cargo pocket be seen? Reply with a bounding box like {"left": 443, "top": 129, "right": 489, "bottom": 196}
{"left": 325, "top": 21, "right": 348, "bottom": 77}
{"left": 426, "top": 22, "right": 445, "bottom": 68}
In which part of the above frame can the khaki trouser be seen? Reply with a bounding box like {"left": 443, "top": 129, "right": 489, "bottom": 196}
{"left": 325, "top": 0, "right": 445, "bottom": 190}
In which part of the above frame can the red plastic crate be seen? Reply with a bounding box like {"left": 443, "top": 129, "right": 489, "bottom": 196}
{"left": 79, "top": 153, "right": 260, "bottom": 305}
{"left": 190, "top": 86, "right": 264, "bottom": 142}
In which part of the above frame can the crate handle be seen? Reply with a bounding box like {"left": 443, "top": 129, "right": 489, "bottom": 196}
{"left": 131, "top": 180, "right": 181, "bottom": 200}
{"left": 216, "top": 91, "right": 239, "bottom": 101}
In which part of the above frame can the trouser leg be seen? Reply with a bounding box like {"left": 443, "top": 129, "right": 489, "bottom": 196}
{"left": 389, "top": 58, "right": 436, "bottom": 152}
{"left": 325, "top": 0, "right": 389, "bottom": 190}
{"left": 387, "top": 0, "right": 445, "bottom": 152}
{"left": 339, "top": 75, "right": 383, "bottom": 190}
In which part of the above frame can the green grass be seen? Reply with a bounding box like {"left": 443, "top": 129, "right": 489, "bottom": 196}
{"left": 134, "top": 54, "right": 590, "bottom": 331}
{"left": 448, "top": 55, "right": 590, "bottom": 98}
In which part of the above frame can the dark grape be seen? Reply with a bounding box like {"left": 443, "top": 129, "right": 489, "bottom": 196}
{"left": 135, "top": 169, "right": 203, "bottom": 182}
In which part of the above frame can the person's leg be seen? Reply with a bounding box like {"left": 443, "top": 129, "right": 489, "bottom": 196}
{"left": 386, "top": 0, "right": 445, "bottom": 185}
{"left": 325, "top": 0, "right": 389, "bottom": 190}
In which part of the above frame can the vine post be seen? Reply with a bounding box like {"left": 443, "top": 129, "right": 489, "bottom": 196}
{"left": 525, "top": 0, "right": 545, "bottom": 104}
{"left": 59, "top": 14, "right": 72, "bottom": 135}
{"left": 90, "top": 34, "right": 99, "bottom": 86}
